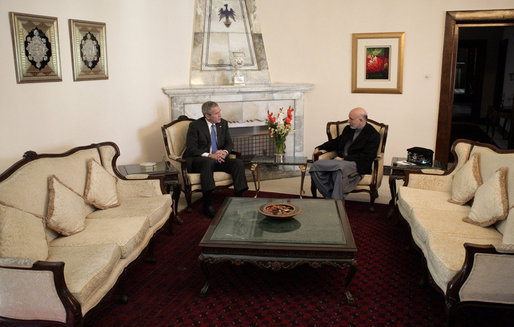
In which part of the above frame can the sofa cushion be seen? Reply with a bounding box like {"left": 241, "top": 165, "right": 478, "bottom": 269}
{"left": 425, "top": 233, "right": 503, "bottom": 293}
{"left": 48, "top": 243, "right": 121, "bottom": 305}
{"left": 86, "top": 195, "right": 171, "bottom": 227}
{"left": 84, "top": 159, "right": 120, "bottom": 210}
{"left": 463, "top": 167, "right": 509, "bottom": 227}
{"left": 409, "top": 207, "right": 500, "bottom": 246}
{"left": 47, "top": 176, "right": 95, "bottom": 236}
{"left": 449, "top": 153, "right": 482, "bottom": 205}
{"left": 50, "top": 216, "right": 149, "bottom": 259}
{"left": 0, "top": 204, "right": 48, "bottom": 260}
{"left": 397, "top": 187, "right": 466, "bottom": 223}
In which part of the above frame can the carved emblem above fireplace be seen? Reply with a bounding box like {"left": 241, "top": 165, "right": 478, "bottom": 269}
{"left": 163, "top": 1, "right": 313, "bottom": 158}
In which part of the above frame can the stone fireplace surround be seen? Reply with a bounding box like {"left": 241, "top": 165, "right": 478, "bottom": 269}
{"left": 162, "top": 83, "right": 314, "bottom": 158}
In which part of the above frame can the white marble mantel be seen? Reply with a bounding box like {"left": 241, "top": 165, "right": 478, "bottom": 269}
{"left": 162, "top": 83, "right": 314, "bottom": 156}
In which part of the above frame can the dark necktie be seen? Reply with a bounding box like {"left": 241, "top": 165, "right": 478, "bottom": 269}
{"left": 211, "top": 124, "right": 217, "bottom": 153}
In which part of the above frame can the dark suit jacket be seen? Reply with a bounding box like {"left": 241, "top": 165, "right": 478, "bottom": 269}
{"left": 317, "top": 123, "right": 380, "bottom": 175}
{"left": 183, "top": 117, "right": 233, "bottom": 159}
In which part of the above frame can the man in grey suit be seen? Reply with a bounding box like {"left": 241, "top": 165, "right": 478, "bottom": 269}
{"left": 310, "top": 107, "right": 380, "bottom": 200}
{"left": 183, "top": 101, "right": 248, "bottom": 217}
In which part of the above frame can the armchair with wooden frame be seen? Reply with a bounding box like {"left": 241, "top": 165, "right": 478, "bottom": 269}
{"left": 161, "top": 115, "right": 238, "bottom": 212}
{"left": 310, "top": 119, "right": 388, "bottom": 211}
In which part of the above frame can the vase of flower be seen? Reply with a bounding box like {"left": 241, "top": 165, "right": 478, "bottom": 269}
{"left": 274, "top": 135, "right": 286, "bottom": 161}
{"left": 267, "top": 106, "right": 294, "bottom": 161}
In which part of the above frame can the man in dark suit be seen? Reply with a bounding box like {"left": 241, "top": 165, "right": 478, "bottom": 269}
{"left": 183, "top": 101, "right": 248, "bottom": 217}
{"left": 310, "top": 107, "right": 380, "bottom": 200}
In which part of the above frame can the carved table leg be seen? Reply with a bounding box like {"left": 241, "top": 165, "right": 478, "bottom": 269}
{"left": 299, "top": 164, "right": 307, "bottom": 199}
{"left": 343, "top": 259, "right": 357, "bottom": 306}
{"left": 199, "top": 259, "right": 210, "bottom": 297}
{"left": 250, "top": 163, "right": 260, "bottom": 198}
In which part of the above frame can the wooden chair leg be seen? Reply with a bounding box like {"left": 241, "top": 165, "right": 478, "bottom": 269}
{"left": 368, "top": 189, "right": 378, "bottom": 212}
{"left": 185, "top": 189, "right": 193, "bottom": 213}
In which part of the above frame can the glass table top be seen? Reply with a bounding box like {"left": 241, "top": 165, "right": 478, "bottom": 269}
{"left": 203, "top": 198, "right": 352, "bottom": 247}
{"left": 251, "top": 155, "right": 308, "bottom": 165}
{"left": 119, "top": 161, "right": 177, "bottom": 175}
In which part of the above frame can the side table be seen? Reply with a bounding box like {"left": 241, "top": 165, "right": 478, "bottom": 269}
{"left": 389, "top": 157, "right": 443, "bottom": 206}
{"left": 250, "top": 155, "right": 308, "bottom": 198}
{"left": 117, "top": 161, "right": 182, "bottom": 224}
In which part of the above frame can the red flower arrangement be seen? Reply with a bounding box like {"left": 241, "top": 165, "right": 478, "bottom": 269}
{"left": 266, "top": 106, "right": 294, "bottom": 154}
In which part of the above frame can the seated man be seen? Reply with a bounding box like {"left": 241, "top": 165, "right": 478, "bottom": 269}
{"left": 183, "top": 101, "right": 248, "bottom": 217}
{"left": 309, "top": 107, "right": 380, "bottom": 200}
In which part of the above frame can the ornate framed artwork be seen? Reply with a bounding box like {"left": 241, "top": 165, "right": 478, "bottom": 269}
{"left": 352, "top": 32, "right": 405, "bottom": 94}
{"left": 69, "top": 19, "right": 108, "bottom": 81}
{"left": 9, "top": 12, "right": 62, "bottom": 83}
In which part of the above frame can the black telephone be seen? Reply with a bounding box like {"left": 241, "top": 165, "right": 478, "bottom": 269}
{"left": 407, "top": 147, "right": 433, "bottom": 166}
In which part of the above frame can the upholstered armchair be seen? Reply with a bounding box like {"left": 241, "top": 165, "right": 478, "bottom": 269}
{"left": 161, "top": 115, "right": 236, "bottom": 212}
{"left": 310, "top": 119, "right": 388, "bottom": 211}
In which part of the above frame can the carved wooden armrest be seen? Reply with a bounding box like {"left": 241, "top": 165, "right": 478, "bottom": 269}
{"left": 312, "top": 150, "right": 335, "bottom": 162}
{"left": 0, "top": 260, "right": 81, "bottom": 326}
{"left": 229, "top": 150, "right": 241, "bottom": 159}
{"left": 446, "top": 243, "right": 514, "bottom": 310}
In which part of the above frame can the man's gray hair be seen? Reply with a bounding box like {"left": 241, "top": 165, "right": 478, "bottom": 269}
{"left": 202, "top": 101, "right": 219, "bottom": 116}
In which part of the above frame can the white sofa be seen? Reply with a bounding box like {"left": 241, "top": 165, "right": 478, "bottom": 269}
{"left": 0, "top": 142, "right": 173, "bottom": 326}
{"left": 397, "top": 139, "right": 514, "bottom": 320}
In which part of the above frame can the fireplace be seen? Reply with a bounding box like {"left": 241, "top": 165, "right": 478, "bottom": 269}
{"left": 162, "top": 84, "right": 313, "bottom": 158}
{"left": 230, "top": 125, "right": 274, "bottom": 161}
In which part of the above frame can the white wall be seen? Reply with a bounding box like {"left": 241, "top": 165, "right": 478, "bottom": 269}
{"left": 258, "top": 0, "right": 514, "bottom": 164}
{"left": 1, "top": 0, "right": 513, "bottom": 172}
{"left": 0, "top": 0, "right": 194, "bottom": 170}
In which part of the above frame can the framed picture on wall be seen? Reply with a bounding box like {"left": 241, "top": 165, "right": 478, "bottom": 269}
{"left": 69, "top": 19, "right": 108, "bottom": 81}
{"left": 9, "top": 12, "right": 62, "bottom": 83}
{"left": 352, "top": 32, "right": 405, "bottom": 94}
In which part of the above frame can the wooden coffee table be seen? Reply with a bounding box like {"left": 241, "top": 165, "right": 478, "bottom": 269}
{"left": 198, "top": 197, "right": 357, "bottom": 304}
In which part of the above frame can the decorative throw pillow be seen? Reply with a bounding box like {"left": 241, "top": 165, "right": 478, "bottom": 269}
{"left": 84, "top": 159, "right": 120, "bottom": 209}
{"left": 0, "top": 204, "right": 48, "bottom": 260}
{"left": 463, "top": 167, "right": 509, "bottom": 227}
{"left": 47, "top": 175, "right": 93, "bottom": 236}
{"left": 448, "top": 153, "right": 482, "bottom": 204}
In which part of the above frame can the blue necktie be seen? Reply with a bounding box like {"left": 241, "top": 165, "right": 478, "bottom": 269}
{"left": 211, "top": 124, "right": 218, "bottom": 153}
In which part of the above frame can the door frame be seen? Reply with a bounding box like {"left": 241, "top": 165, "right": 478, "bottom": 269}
{"left": 435, "top": 9, "right": 514, "bottom": 165}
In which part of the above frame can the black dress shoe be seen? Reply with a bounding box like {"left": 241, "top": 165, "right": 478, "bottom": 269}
{"left": 202, "top": 205, "right": 217, "bottom": 218}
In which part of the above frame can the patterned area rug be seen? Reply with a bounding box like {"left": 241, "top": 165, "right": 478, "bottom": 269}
{"left": 78, "top": 190, "right": 506, "bottom": 326}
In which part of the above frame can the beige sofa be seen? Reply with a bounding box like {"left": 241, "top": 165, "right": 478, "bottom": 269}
{"left": 397, "top": 139, "right": 514, "bottom": 320}
{"left": 0, "top": 142, "right": 173, "bottom": 326}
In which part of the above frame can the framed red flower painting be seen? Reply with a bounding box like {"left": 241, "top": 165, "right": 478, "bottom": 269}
{"left": 352, "top": 32, "right": 405, "bottom": 94}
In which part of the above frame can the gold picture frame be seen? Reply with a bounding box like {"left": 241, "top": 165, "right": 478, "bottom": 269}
{"left": 69, "top": 19, "right": 108, "bottom": 81}
{"left": 9, "top": 12, "right": 62, "bottom": 83}
{"left": 352, "top": 32, "right": 405, "bottom": 94}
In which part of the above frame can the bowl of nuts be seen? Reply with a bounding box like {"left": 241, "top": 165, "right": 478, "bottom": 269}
{"left": 257, "top": 202, "right": 301, "bottom": 219}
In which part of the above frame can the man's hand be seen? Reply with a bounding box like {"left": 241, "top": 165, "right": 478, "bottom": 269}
{"left": 334, "top": 156, "right": 343, "bottom": 160}
{"left": 209, "top": 150, "right": 227, "bottom": 163}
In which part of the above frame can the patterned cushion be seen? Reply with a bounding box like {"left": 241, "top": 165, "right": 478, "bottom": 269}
{"left": 47, "top": 175, "right": 94, "bottom": 236}
{"left": 449, "top": 153, "right": 482, "bottom": 205}
{"left": 0, "top": 204, "right": 48, "bottom": 260}
{"left": 50, "top": 216, "right": 149, "bottom": 259}
{"left": 463, "top": 167, "right": 509, "bottom": 227}
{"left": 84, "top": 159, "right": 120, "bottom": 209}
{"left": 87, "top": 195, "right": 171, "bottom": 227}
{"left": 48, "top": 243, "right": 121, "bottom": 305}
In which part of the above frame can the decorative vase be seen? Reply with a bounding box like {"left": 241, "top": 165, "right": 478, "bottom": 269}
{"left": 230, "top": 51, "right": 245, "bottom": 85}
{"left": 274, "top": 134, "right": 286, "bottom": 161}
